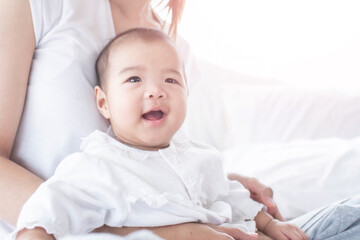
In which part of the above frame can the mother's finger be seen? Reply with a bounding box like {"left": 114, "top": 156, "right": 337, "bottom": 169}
{"left": 257, "top": 187, "right": 285, "bottom": 221}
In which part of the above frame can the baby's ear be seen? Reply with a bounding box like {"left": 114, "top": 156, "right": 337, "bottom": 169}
{"left": 94, "top": 86, "right": 110, "bottom": 119}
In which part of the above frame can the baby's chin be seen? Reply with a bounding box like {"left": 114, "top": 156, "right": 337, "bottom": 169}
{"left": 114, "top": 135, "right": 171, "bottom": 151}
{"left": 140, "top": 143, "right": 170, "bottom": 151}
{"left": 129, "top": 141, "right": 170, "bottom": 151}
{"left": 138, "top": 137, "right": 172, "bottom": 151}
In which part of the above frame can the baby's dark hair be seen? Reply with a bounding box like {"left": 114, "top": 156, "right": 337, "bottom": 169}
{"left": 95, "top": 27, "right": 174, "bottom": 87}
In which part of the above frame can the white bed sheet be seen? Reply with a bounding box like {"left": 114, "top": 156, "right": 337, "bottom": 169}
{"left": 223, "top": 137, "right": 360, "bottom": 220}
{"left": 184, "top": 60, "right": 360, "bottom": 220}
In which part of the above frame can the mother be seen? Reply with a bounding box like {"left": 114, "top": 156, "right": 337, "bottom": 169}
{"left": 0, "top": 0, "right": 280, "bottom": 239}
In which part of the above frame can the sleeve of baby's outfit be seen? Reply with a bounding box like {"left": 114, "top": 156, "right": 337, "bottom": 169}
{"left": 16, "top": 152, "right": 129, "bottom": 239}
{"left": 220, "top": 180, "right": 264, "bottom": 233}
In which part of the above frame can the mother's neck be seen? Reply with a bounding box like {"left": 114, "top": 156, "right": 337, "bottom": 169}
{"left": 109, "top": 0, "right": 161, "bottom": 34}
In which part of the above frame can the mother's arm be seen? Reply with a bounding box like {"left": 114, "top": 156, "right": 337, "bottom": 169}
{"left": 0, "top": 0, "right": 43, "bottom": 225}
{"left": 96, "top": 223, "right": 258, "bottom": 240}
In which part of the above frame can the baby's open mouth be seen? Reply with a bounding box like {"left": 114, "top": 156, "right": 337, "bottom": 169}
{"left": 142, "top": 110, "right": 165, "bottom": 121}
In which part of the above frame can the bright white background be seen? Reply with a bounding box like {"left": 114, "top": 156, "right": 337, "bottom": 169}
{"left": 178, "top": 0, "right": 360, "bottom": 92}
{"left": 153, "top": 1, "right": 360, "bottom": 219}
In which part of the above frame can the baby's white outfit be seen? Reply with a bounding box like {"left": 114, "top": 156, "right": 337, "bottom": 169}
{"left": 14, "top": 130, "right": 263, "bottom": 239}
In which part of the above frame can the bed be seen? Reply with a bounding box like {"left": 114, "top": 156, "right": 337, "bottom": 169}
{"left": 184, "top": 59, "right": 360, "bottom": 220}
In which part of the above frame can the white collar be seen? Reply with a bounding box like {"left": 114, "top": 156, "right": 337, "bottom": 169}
{"left": 81, "top": 129, "right": 184, "bottom": 161}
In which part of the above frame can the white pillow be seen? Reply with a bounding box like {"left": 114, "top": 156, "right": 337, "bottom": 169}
{"left": 184, "top": 60, "right": 280, "bottom": 150}
{"left": 222, "top": 83, "right": 360, "bottom": 146}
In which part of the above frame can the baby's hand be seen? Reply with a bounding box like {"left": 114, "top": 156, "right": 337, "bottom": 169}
{"left": 264, "top": 219, "right": 308, "bottom": 240}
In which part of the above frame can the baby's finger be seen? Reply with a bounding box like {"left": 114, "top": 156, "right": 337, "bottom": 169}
{"left": 283, "top": 226, "right": 307, "bottom": 240}
{"left": 296, "top": 229, "right": 308, "bottom": 240}
{"left": 266, "top": 202, "right": 285, "bottom": 222}
{"left": 259, "top": 188, "right": 285, "bottom": 221}
{"left": 287, "top": 230, "right": 302, "bottom": 240}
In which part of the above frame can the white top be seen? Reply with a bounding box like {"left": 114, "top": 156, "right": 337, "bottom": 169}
{"left": 12, "top": 130, "right": 263, "bottom": 239}
{"left": 2, "top": 0, "right": 200, "bottom": 235}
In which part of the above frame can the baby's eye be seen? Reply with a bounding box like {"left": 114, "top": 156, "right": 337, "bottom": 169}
{"left": 165, "top": 78, "right": 178, "bottom": 84}
{"left": 127, "top": 76, "right": 142, "bottom": 83}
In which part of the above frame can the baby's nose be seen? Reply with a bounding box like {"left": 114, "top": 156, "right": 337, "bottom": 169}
{"left": 144, "top": 89, "right": 166, "bottom": 99}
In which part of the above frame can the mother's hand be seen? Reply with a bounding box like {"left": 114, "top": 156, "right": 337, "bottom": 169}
{"left": 228, "top": 173, "right": 284, "bottom": 221}
{"left": 95, "top": 223, "right": 259, "bottom": 240}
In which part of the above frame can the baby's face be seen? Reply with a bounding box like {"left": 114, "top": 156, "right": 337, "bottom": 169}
{"left": 98, "top": 39, "right": 187, "bottom": 150}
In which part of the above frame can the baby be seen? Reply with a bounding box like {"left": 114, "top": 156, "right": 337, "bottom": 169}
{"left": 13, "top": 28, "right": 307, "bottom": 240}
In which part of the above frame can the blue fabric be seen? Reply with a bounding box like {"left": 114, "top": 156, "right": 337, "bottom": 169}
{"left": 291, "top": 195, "right": 360, "bottom": 240}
